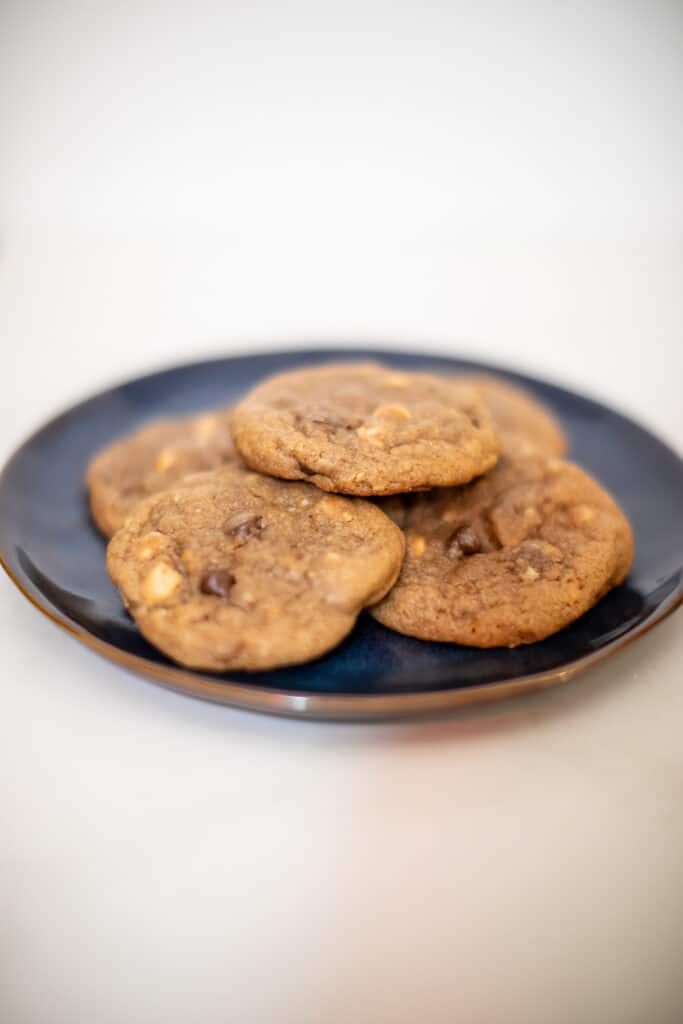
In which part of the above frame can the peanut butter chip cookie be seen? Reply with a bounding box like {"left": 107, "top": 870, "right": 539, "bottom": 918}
{"left": 107, "top": 464, "right": 405, "bottom": 671}
{"left": 370, "top": 456, "right": 633, "bottom": 647}
{"left": 87, "top": 409, "right": 237, "bottom": 537}
{"left": 230, "top": 362, "right": 500, "bottom": 495}
{"left": 460, "top": 375, "right": 567, "bottom": 457}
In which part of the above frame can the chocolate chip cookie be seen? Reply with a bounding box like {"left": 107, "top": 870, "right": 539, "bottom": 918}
{"left": 230, "top": 362, "right": 500, "bottom": 496}
{"left": 461, "top": 375, "right": 567, "bottom": 457}
{"left": 370, "top": 455, "right": 633, "bottom": 647}
{"left": 87, "top": 410, "right": 238, "bottom": 537}
{"left": 107, "top": 464, "right": 405, "bottom": 671}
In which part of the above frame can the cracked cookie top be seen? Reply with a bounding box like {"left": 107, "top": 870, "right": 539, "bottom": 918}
{"left": 229, "top": 362, "right": 500, "bottom": 496}
{"left": 370, "top": 455, "right": 633, "bottom": 647}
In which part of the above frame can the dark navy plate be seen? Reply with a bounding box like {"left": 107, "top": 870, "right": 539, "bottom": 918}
{"left": 1, "top": 349, "right": 681, "bottom": 720}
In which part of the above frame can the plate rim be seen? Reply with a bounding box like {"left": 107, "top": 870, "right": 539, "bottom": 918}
{"left": 1, "top": 347, "right": 682, "bottom": 721}
{"left": 1, "top": 550, "right": 681, "bottom": 720}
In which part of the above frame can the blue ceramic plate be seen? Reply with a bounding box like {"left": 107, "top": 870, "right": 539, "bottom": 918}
{"left": 1, "top": 349, "right": 681, "bottom": 720}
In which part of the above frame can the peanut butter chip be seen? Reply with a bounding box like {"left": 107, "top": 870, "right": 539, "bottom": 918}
{"left": 193, "top": 415, "right": 218, "bottom": 439}
{"left": 409, "top": 535, "right": 426, "bottom": 557}
{"left": 155, "top": 449, "right": 177, "bottom": 472}
{"left": 572, "top": 504, "right": 596, "bottom": 525}
{"left": 521, "top": 565, "right": 539, "bottom": 582}
{"left": 143, "top": 562, "right": 182, "bottom": 603}
{"left": 314, "top": 497, "right": 355, "bottom": 524}
{"left": 373, "top": 404, "right": 412, "bottom": 421}
{"left": 527, "top": 540, "right": 563, "bottom": 560}
{"left": 315, "top": 496, "right": 342, "bottom": 516}
{"left": 135, "top": 532, "right": 169, "bottom": 559}
{"left": 356, "top": 424, "right": 385, "bottom": 448}
{"left": 181, "top": 549, "right": 200, "bottom": 571}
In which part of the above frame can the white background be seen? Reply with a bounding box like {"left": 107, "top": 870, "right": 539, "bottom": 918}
{"left": 2, "top": 2, "right": 682, "bottom": 1022}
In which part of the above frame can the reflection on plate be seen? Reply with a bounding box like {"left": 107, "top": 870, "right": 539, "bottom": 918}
{"left": 1, "top": 349, "right": 681, "bottom": 720}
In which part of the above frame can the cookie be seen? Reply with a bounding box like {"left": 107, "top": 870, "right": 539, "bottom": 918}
{"left": 107, "top": 464, "right": 405, "bottom": 671}
{"left": 87, "top": 410, "right": 238, "bottom": 538}
{"left": 461, "top": 375, "right": 567, "bottom": 457}
{"left": 230, "top": 362, "right": 500, "bottom": 496}
{"left": 370, "top": 455, "right": 633, "bottom": 647}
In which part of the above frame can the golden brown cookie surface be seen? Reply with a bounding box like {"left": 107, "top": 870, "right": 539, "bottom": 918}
{"left": 370, "top": 456, "right": 633, "bottom": 647}
{"left": 461, "top": 375, "right": 567, "bottom": 457}
{"left": 230, "top": 362, "right": 500, "bottom": 495}
{"left": 107, "top": 464, "right": 405, "bottom": 671}
{"left": 87, "top": 410, "right": 237, "bottom": 537}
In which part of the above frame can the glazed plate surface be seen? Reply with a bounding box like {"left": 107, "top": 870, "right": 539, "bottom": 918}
{"left": 1, "top": 349, "right": 681, "bottom": 720}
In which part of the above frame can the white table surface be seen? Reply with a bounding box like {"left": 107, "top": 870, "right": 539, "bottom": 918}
{"left": 2, "top": 4, "right": 682, "bottom": 1022}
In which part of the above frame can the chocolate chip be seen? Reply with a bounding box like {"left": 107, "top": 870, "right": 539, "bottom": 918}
{"left": 447, "top": 525, "right": 481, "bottom": 558}
{"left": 311, "top": 417, "right": 340, "bottom": 436}
{"left": 225, "top": 513, "right": 265, "bottom": 542}
{"left": 200, "top": 569, "right": 235, "bottom": 597}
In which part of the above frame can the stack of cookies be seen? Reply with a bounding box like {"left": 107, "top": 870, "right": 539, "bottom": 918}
{"left": 87, "top": 362, "right": 633, "bottom": 671}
